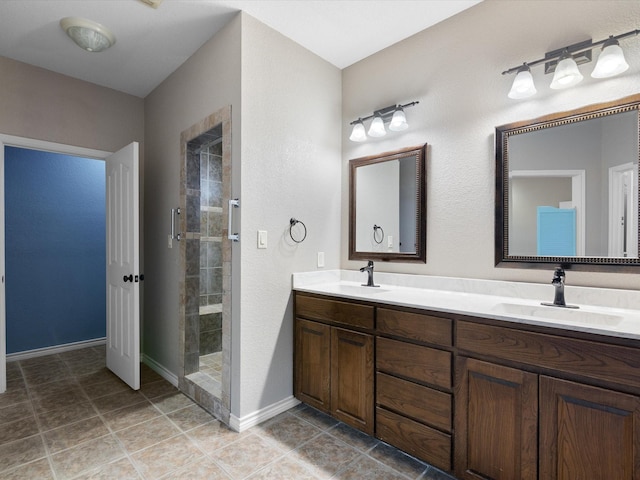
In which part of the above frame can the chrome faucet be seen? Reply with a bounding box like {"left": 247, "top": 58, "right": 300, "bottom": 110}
{"left": 360, "top": 260, "right": 379, "bottom": 287}
{"left": 542, "top": 267, "right": 578, "bottom": 309}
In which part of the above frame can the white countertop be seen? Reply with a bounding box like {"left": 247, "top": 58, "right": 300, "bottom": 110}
{"left": 292, "top": 270, "right": 640, "bottom": 341}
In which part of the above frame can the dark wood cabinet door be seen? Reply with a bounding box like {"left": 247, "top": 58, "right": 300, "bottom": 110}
{"left": 294, "top": 319, "right": 331, "bottom": 412}
{"left": 540, "top": 376, "right": 640, "bottom": 480}
{"left": 455, "top": 357, "right": 538, "bottom": 480}
{"left": 331, "top": 327, "right": 374, "bottom": 434}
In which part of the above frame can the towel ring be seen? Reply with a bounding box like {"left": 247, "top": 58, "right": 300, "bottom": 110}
{"left": 289, "top": 218, "right": 307, "bottom": 243}
{"left": 373, "top": 224, "right": 384, "bottom": 244}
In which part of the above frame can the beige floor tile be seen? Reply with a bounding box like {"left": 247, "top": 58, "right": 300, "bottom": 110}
{"left": 1, "top": 457, "right": 55, "bottom": 479}
{"left": 82, "top": 376, "right": 131, "bottom": 399}
{"left": 0, "top": 435, "right": 46, "bottom": 473}
{"left": 289, "top": 404, "right": 339, "bottom": 431}
{"left": 210, "top": 433, "right": 285, "bottom": 479}
{"left": 50, "top": 434, "right": 125, "bottom": 480}
{"left": 334, "top": 454, "right": 410, "bottom": 480}
{"left": 139, "top": 379, "right": 179, "bottom": 400}
{"left": 37, "top": 401, "right": 98, "bottom": 432}
{"left": 246, "top": 456, "right": 320, "bottom": 480}
{"left": 91, "top": 389, "right": 145, "bottom": 414}
{"left": 161, "top": 456, "right": 231, "bottom": 480}
{"left": 0, "top": 416, "right": 40, "bottom": 445}
{"left": 101, "top": 401, "right": 162, "bottom": 431}
{"left": 151, "top": 391, "right": 195, "bottom": 414}
{"left": 72, "top": 457, "right": 142, "bottom": 480}
{"left": 19, "top": 354, "right": 61, "bottom": 368}
{"left": 31, "top": 389, "right": 89, "bottom": 414}
{"left": 140, "top": 365, "right": 164, "bottom": 385}
{"left": 116, "top": 416, "right": 181, "bottom": 453}
{"left": 255, "top": 412, "right": 322, "bottom": 452}
{"left": 28, "top": 378, "right": 81, "bottom": 399}
{"left": 68, "top": 358, "right": 107, "bottom": 377}
{"left": 0, "top": 401, "right": 34, "bottom": 425}
{"left": 22, "top": 361, "right": 71, "bottom": 386}
{"left": 0, "top": 387, "right": 29, "bottom": 410}
{"left": 43, "top": 416, "right": 110, "bottom": 454}
{"left": 76, "top": 368, "right": 121, "bottom": 388}
{"left": 291, "top": 433, "right": 360, "bottom": 480}
{"left": 327, "top": 422, "right": 379, "bottom": 453}
{"left": 186, "top": 420, "right": 247, "bottom": 454}
{"left": 167, "top": 404, "right": 215, "bottom": 432}
{"left": 368, "top": 442, "right": 428, "bottom": 479}
{"left": 131, "top": 434, "right": 203, "bottom": 479}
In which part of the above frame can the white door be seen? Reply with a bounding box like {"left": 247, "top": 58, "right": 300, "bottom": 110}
{"left": 106, "top": 142, "right": 140, "bottom": 390}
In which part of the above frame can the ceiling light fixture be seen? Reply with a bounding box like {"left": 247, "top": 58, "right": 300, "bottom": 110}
{"left": 502, "top": 29, "right": 638, "bottom": 99}
{"left": 349, "top": 101, "right": 419, "bottom": 142}
{"left": 60, "top": 17, "right": 116, "bottom": 52}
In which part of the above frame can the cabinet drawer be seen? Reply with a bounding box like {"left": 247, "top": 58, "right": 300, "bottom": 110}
{"left": 377, "top": 337, "right": 451, "bottom": 389}
{"left": 295, "top": 294, "right": 374, "bottom": 329}
{"left": 376, "top": 407, "right": 451, "bottom": 472}
{"left": 378, "top": 308, "right": 452, "bottom": 347}
{"left": 457, "top": 321, "right": 640, "bottom": 390}
{"left": 377, "top": 372, "right": 451, "bottom": 432}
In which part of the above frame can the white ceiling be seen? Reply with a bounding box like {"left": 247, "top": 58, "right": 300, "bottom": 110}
{"left": 0, "top": 0, "right": 481, "bottom": 98}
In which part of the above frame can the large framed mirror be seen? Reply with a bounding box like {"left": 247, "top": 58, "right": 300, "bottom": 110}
{"left": 496, "top": 94, "right": 640, "bottom": 272}
{"left": 349, "top": 144, "right": 427, "bottom": 262}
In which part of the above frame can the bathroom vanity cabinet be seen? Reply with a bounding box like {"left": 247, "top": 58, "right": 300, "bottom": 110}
{"left": 294, "top": 294, "right": 375, "bottom": 434}
{"left": 456, "top": 320, "right": 640, "bottom": 480}
{"left": 293, "top": 291, "right": 640, "bottom": 479}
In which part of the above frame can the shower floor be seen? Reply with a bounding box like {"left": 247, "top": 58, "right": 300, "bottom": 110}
{"left": 183, "top": 351, "right": 223, "bottom": 398}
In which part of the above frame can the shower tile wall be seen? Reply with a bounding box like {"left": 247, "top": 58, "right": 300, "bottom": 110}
{"left": 200, "top": 142, "right": 223, "bottom": 355}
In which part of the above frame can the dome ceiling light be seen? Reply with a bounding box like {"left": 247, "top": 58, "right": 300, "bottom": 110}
{"left": 60, "top": 17, "right": 116, "bottom": 52}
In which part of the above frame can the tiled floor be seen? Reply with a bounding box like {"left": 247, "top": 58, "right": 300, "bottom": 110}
{"left": 1, "top": 346, "right": 455, "bottom": 479}
{"left": 199, "top": 351, "right": 222, "bottom": 383}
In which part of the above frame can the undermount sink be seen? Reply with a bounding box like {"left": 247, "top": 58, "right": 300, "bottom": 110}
{"left": 492, "top": 302, "right": 623, "bottom": 326}
{"left": 330, "top": 284, "right": 390, "bottom": 295}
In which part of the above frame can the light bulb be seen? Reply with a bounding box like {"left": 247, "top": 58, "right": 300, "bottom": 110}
{"left": 592, "top": 37, "right": 629, "bottom": 78}
{"left": 550, "top": 51, "right": 583, "bottom": 89}
{"left": 508, "top": 64, "right": 537, "bottom": 99}
{"left": 368, "top": 115, "right": 386, "bottom": 137}
{"left": 388, "top": 107, "right": 408, "bottom": 131}
{"left": 349, "top": 121, "right": 367, "bottom": 142}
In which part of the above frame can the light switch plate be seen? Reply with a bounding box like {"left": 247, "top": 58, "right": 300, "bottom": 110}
{"left": 258, "top": 230, "right": 267, "bottom": 249}
{"left": 317, "top": 252, "right": 325, "bottom": 268}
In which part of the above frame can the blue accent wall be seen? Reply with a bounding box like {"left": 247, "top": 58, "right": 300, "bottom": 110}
{"left": 5, "top": 146, "right": 106, "bottom": 354}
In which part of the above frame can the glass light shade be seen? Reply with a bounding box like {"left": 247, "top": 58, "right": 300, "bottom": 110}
{"left": 368, "top": 115, "right": 386, "bottom": 137}
{"left": 60, "top": 17, "right": 116, "bottom": 52}
{"left": 349, "top": 121, "right": 367, "bottom": 142}
{"left": 508, "top": 65, "right": 537, "bottom": 99}
{"left": 591, "top": 39, "right": 629, "bottom": 78}
{"left": 550, "top": 53, "right": 583, "bottom": 89}
{"left": 388, "top": 108, "right": 408, "bottom": 131}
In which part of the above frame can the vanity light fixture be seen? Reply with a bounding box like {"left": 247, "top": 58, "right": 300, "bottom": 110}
{"left": 60, "top": 17, "right": 116, "bottom": 52}
{"left": 349, "top": 101, "right": 419, "bottom": 142}
{"left": 503, "top": 29, "right": 639, "bottom": 99}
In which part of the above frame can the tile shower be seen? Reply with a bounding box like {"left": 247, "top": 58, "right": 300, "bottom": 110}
{"left": 198, "top": 141, "right": 223, "bottom": 361}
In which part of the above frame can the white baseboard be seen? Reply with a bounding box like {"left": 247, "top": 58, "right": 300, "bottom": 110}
{"left": 6, "top": 338, "right": 106, "bottom": 362}
{"left": 229, "top": 395, "right": 301, "bottom": 432}
{"left": 141, "top": 354, "right": 179, "bottom": 387}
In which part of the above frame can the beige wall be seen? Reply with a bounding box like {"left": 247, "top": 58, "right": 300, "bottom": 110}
{"left": 342, "top": 0, "right": 640, "bottom": 291}
{"left": 239, "top": 14, "right": 341, "bottom": 417}
{"left": 143, "top": 12, "right": 341, "bottom": 418}
{"left": 143, "top": 14, "right": 242, "bottom": 383}
{"left": 0, "top": 56, "right": 144, "bottom": 153}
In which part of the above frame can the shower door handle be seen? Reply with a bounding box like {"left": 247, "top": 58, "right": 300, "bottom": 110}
{"left": 171, "top": 207, "right": 181, "bottom": 241}
{"left": 228, "top": 198, "right": 239, "bottom": 242}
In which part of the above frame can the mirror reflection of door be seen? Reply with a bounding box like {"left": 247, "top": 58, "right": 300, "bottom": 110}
{"left": 609, "top": 163, "right": 639, "bottom": 257}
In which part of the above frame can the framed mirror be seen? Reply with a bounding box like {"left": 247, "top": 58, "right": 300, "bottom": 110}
{"left": 495, "top": 94, "right": 640, "bottom": 272}
{"left": 349, "top": 144, "right": 427, "bottom": 262}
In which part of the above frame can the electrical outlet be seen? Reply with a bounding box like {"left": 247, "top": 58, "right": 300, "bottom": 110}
{"left": 317, "top": 252, "right": 325, "bottom": 268}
